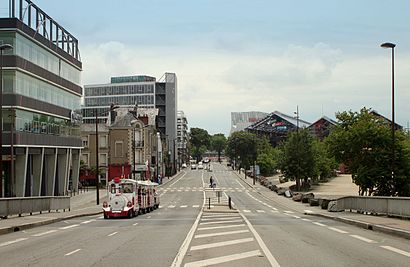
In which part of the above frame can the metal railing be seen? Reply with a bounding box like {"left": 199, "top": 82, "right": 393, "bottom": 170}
{"left": 0, "top": 196, "right": 70, "bottom": 218}
{"left": 331, "top": 196, "right": 410, "bottom": 218}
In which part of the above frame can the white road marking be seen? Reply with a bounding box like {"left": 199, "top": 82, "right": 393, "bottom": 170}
{"left": 184, "top": 250, "right": 262, "bottom": 267}
{"left": 198, "top": 224, "right": 246, "bottom": 231}
{"left": 159, "top": 205, "right": 163, "bottom": 208}
{"left": 301, "top": 218, "right": 312, "bottom": 222}
{"left": 256, "top": 210, "right": 265, "bottom": 213}
{"left": 284, "top": 210, "right": 294, "bottom": 214}
{"left": 293, "top": 215, "right": 301, "bottom": 219}
{"left": 190, "top": 237, "right": 254, "bottom": 251}
{"left": 32, "top": 230, "right": 58, "bottom": 237}
{"left": 350, "top": 234, "right": 376, "bottom": 243}
{"left": 98, "top": 216, "right": 104, "bottom": 219}
{"left": 242, "top": 209, "right": 251, "bottom": 213}
{"left": 312, "top": 222, "right": 326, "bottom": 227}
{"left": 59, "top": 224, "right": 80, "bottom": 230}
{"left": 380, "top": 246, "right": 410, "bottom": 258}
{"left": 201, "top": 216, "right": 241, "bottom": 221}
{"left": 271, "top": 207, "right": 278, "bottom": 211}
{"left": 304, "top": 209, "right": 313, "bottom": 214}
{"left": 168, "top": 205, "right": 176, "bottom": 208}
{"left": 178, "top": 190, "right": 182, "bottom": 192}
{"left": 0, "top": 238, "right": 28, "bottom": 247}
{"left": 81, "top": 220, "right": 95, "bottom": 224}
{"left": 195, "top": 229, "right": 249, "bottom": 239}
{"left": 201, "top": 214, "right": 239, "bottom": 218}
{"left": 239, "top": 212, "right": 281, "bottom": 267}
{"left": 199, "top": 219, "right": 243, "bottom": 225}
{"left": 192, "top": 205, "right": 200, "bottom": 208}
{"left": 108, "top": 232, "right": 118, "bottom": 237}
{"left": 133, "top": 222, "right": 139, "bottom": 226}
{"left": 271, "top": 210, "right": 279, "bottom": 213}
{"left": 147, "top": 216, "right": 152, "bottom": 218}
{"left": 180, "top": 205, "right": 188, "bottom": 208}
{"left": 65, "top": 249, "right": 81, "bottom": 256}
{"left": 169, "top": 172, "right": 187, "bottom": 187}
{"left": 328, "top": 227, "right": 348, "bottom": 234}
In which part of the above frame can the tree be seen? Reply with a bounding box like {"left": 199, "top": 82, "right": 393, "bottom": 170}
{"left": 279, "top": 129, "right": 315, "bottom": 190}
{"left": 312, "top": 139, "right": 338, "bottom": 181}
{"left": 256, "top": 137, "right": 280, "bottom": 176}
{"left": 211, "top": 133, "right": 227, "bottom": 162}
{"left": 326, "top": 108, "right": 410, "bottom": 196}
{"left": 189, "top": 128, "right": 211, "bottom": 161}
{"left": 226, "top": 131, "right": 257, "bottom": 169}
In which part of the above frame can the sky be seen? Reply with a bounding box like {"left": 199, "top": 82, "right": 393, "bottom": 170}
{"left": 18, "top": 1, "right": 410, "bottom": 135}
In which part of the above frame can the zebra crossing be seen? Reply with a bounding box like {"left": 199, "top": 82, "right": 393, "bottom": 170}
{"left": 158, "top": 187, "right": 257, "bottom": 193}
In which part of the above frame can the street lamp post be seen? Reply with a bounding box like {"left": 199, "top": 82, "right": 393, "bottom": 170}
{"left": 95, "top": 105, "right": 118, "bottom": 205}
{"left": 0, "top": 44, "right": 13, "bottom": 198}
{"left": 381, "top": 42, "right": 396, "bottom": 181}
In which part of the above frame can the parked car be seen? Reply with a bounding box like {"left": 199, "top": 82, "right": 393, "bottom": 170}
{"left": 191, "top": 164, "right": 197, "bottom": 170}
{"left": 197, "top": 164, "right": 204, "bottom": 170}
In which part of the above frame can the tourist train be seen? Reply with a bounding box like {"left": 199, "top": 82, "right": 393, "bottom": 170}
{"left": 102, "top": 177, "right": 160, "bottom": 219}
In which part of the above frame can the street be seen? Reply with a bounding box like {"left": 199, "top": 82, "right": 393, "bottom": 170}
{"left": 0, "top": 163, "right": 409, "bottom": 267}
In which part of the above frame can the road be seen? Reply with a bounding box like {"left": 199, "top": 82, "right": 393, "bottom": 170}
{"left": 0, "top": 163, "right": 409, "bottom": 266}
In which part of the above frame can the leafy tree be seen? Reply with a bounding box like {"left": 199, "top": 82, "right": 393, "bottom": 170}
{"left": 326, "top": 108, "right": 410, "bottom": 196}
{"left": 211, "top": 133, "right": 227, "bottom": 162}
{"left": 312, "top": 139, "right": 338, "bottom": 181}
{"left": 256, "top": 137, "right": 280, "bottom": 176}
{"left": 189, "top": 128, "right": 211, "bottom": 161}
{"left": 279, "top": 129, "right": 315, "bottom": 190}
{"left": 226, "top": 131, "right": 257, "bottom": 169}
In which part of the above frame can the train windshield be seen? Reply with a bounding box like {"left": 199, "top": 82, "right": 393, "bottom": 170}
{"left": 121, "top": 183, "right": 133, "bottom": 193}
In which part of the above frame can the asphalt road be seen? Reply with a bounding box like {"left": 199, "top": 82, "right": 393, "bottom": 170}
{"left": 0, "top": 163, "right": 409, "bottom": 267}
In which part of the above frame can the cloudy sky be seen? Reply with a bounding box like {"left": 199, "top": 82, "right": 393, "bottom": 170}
{"left": 30, "top": 0, "right": 410, "bottom": 135}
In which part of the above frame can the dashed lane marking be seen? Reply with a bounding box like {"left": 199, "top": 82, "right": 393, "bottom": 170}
{"left": 190, "top": 237, "right": 255, "bottom": 251}
{"left": 81, "top": 220, "right": 95, "bottom": 224}
{"left": 180, "top": 205, "right": 188, "bottom": 208}
{"left": 242, "top": 210, "right": 251, "bottom": 213}
{"left": 192, "top": 205, "right": 200, "bottom": 208}
{"left": 380, "top": 246, "right": 410, "bottom": 258}
{"left": 32, "top": 230, "right": 58, "bottom": 237}
{"left": 65, "top": 249, "right": 81, "bottom": 256}
{"left": 184, "top": 250, "right": 262, "bottom": 267}
{"left": 108, "top": 232, "right": 118, "bottom": 237}
{"left": 256, "top": 210, "right": 265, "bottom": 213}
{"left": 168, "top": 205, "right": 176, "bottom": 208}
{"left": 133, "top": 222, "right": 139, "bottom": 226}
{"left": 59, "top": 224, "right": 80, "bottom": 230}
{"left": 198, "top": 224, "right": 246, "bottom": 231}
{"left": 271, "top": 207, "right": 278, "bottom": 211}
{"left": 328, "top": 227, "right": 348, "bottom": 234}
{"left": 350, "top": 235, "right": 376, "bottom": 243}
{"left": 284, "top": 211, "right": 294, "bottom": 214}
{"left": 312, "top": 222, "right": 326, "bottom": 227}
{"left": 301, "top": 218, "right": 312, "bottom": 222}
{"left": 0, "top": 238, "right": 28, "bottom": 247}
{"left": 292, "top": 215, "right": 301, "bottom": 219}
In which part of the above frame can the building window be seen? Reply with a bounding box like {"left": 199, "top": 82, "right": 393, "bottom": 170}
{"left": 82, "top": 136, "right": 89, "bottom": 148}
{"left": 99, "top": 153, "right": 108, "bottom": 166}
{"left": 99, "top": 135, "right": 108, "bottom": 148}
{"left": 115, "top": 141, "right": 123, "bottom": 157}
{"left": 81, "top": 153, "right": 89, "bottom": 166}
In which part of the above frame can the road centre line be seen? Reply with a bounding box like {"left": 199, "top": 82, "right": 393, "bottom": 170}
{"left": 239, "top": 211, "right": 281, "bottom": 267}
{"left": 195, "top": 229, "right": 249, "bottom": 239}
{"left": 199, "top": 219, "right": 243, "bottom": 225}
{"left": 65, "top": 249, "right": 81, "bottom": 256}
{"left": 198, "top": 224, "right": 246, "bottom": 231}
{"left": 328, "top": 227, "right": 348, "bottom": 234}
{"left": 350, "top": 235, "right": 376, "bottom": 243}
{"left": 0, "top": 238, "right": 28, "bottom": 247}
{"left": 190, "top": 237, "right": 254, "bottom": 251}
{"left": 32, "top": 230, "right": 58, "bottom": 237}
{"left": 169, "top": 172, "right": 187, "bottom": 187}
{"left": 301, "top": 218, "right": 312, "bottom": 222}
{"left": 184, "top": 250, "right": 262, "bottom": 267}
{"left": 380, "top": 246, "right": 410, "bottom": 258}
{"left": 59, "top": 224, "right": 79, "bottom": 230}
{"left": 312, "top": 222, "right": 326, "bottom": 227}
{"left": 81, "top": 220, "right": 95, "bottom": 224}
{"left": 108, "top": 232, "right": 118, "bottom": 237}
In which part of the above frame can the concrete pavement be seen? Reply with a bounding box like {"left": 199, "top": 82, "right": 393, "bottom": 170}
{"left": 233, "top": 170, "right": 410, "bottom": 240}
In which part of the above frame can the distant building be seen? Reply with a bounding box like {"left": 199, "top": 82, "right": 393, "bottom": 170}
{"left": 177, "top": 111, "right": 188, "bottom": 166}
{"left": 82, "top": 73, "right": 178, "bottom": 173}
{"left": 246, "top": 111, "right": 310, "bottom": 146}
{"left": 1, "top": 1, "right": 82, "bottom": 197}
{"left": 308, "top": 116, "right": 338, "bottom": 140}
{"left": 230, "top": 111, "right": 268, "bottom": 135}
{"left": 370, "top": 110, "right": 403, "bottom": 130}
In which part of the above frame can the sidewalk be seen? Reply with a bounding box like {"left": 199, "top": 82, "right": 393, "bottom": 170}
{"left": 233, "top": 171, "right": 410, "bottom": 240}
{"left": 0, "top": 172, "right": 185, "bottom": 236}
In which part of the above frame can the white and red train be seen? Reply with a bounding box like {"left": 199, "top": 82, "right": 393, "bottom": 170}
{"left": 102, "top": 177, "right": 160, "bottom": 219}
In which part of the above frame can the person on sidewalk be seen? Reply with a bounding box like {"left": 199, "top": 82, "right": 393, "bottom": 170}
{"left": 210, "top": 176, "right": 213, "bottom": 188}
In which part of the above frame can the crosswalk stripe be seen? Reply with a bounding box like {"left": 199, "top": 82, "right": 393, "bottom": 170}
{"left": 199, "top": 219, "right": 243, "bottom": 225}
{"left": 194, "top": 229, "right": 249, "bottom": 238}
{"left": 180, "top": 205, "right": 188, "bottom": 208}
{"left": 201, "top": 216, "right": 241, "bottom": 221}
{"left": 184, "top": 250, "right": 261, "bottom": 267}
{"left": 198, "top": 224, "right": 246, "bottom": 231}
{"left": 256, "top": 210, "right": 265, "bottom": 213}
{"left": 242, "top": 210, "right": 251, "bottom": 213}
{"left": 190, "top": 237, "right": 254, "bottom": 251}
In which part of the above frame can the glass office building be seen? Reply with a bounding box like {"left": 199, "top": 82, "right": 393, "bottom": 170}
{"left": 0, "top": 1, "right": 82, "bottom": 197}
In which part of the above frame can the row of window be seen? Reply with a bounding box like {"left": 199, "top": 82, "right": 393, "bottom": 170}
{"left": 3, "top": 70, "right": 80, "bottom": 110}
{"left": 84, "top": 95, "right": 155, "bottom": 107}
{"left": 84, "top": 83, "right": 155, "bottom": 96}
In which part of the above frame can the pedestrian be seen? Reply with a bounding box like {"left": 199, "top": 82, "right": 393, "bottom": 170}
{"left": 212, "top": 181, "right": 216, "bottom": 190}
{"left": 210, "top": 176, "right": 213, "bottom": 188}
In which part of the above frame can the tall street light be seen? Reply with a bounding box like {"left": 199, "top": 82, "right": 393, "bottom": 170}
{"left": 0, "top": 44, "right": 13, "bottom": 198}
{"left": 95, "top": 104, "right": 118, "bottom": 205}
{"left": 381, "top": 42, "right": 396, "bottom": 181}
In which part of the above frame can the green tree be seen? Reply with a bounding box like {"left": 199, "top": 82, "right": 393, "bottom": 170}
{"left": 312, "top": 139, "right": 338, "bottom": 181}
{"left": 279, "top": 129, "right": 315, "bottom": 190}
{"left": 326, "top": 108, "right": 410, "bottom": 196}
{"left": 256, "top": 137, "right": 280, "bottom": 176}
{"left": 211, "top": 133, "right": 227, "bottom": 162}
{"left": 226, "top": 131, "right": 257, "bottom": 169}
{"left": 189, "top": 128, "right": 211, "bottom": 161}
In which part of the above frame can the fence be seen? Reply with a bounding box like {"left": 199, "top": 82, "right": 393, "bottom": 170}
{"left": 331, "top": 196, "right": 410, "bottom": 218}
{"left": 0, "top": 196, "right": 70, "bottom": 218}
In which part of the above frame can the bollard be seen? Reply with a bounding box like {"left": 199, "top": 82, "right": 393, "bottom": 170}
{"left": 208, "top": 197, "right": 211, "bottom": 209}
{"left": 229, "top": 196, "right": 232, "bottom": 209}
